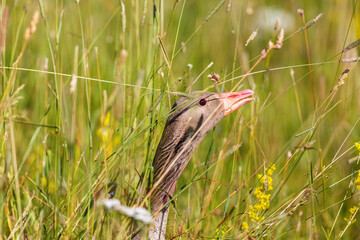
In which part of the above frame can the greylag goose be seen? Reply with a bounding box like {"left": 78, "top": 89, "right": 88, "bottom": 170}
{"left": 135, "top": 90, "right": 254, "bottom": 240}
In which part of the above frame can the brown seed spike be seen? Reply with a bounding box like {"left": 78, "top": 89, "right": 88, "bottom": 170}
{"left": 342, "top": 39, "right": 360, "bottom": 53}
{"left": 295, "top": 13, "right": 324, "bottom": 34}
{"left": 332, "top": 68, "right": 350, "bottom": 92}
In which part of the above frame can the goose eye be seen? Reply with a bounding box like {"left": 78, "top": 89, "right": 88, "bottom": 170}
{"left": 199, "top": 98, "right": 207, "bottom": 106}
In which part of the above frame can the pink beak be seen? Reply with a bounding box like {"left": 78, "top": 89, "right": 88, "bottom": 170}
{"left": 217, "top": 89, "right": 254, "bottom": 116}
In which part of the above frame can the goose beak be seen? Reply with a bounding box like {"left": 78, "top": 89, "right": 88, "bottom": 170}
{"left": 218, "top": 89, "right": 254, "bottom": 116}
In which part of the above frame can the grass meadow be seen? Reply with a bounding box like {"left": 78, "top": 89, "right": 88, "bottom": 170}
{"left": 1, "top": 0, "right": 360, "bottom": 239}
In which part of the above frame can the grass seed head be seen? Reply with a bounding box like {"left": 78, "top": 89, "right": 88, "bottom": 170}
{"left": 274, "top": 28, "right": 284, "bottom": 49}
{"left": 297, "top": 9, "right": 304, "bottom": 16}
{"left": 24, "top": 11, "right": 40, "bottom": 41}
{"left": 245, "top": 29, "right": 258, "bottom": 47}
{"left": 207, "top": 72, "right": 220, "bottom": 83}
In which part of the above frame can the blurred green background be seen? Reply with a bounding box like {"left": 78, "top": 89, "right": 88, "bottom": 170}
{"left": 1, "top": 0, "right": 360, "bottom": 239}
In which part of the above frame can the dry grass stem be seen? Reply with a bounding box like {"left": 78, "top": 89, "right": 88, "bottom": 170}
{"left": 0, "top": 6, "right": 8, "bottom": 52}
{"left": 340, "top": 57, "right": 360, "bottom": 63}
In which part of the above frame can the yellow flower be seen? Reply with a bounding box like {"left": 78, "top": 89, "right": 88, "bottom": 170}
{"left": 355, "top": 142, "right": 360, "bottom": 154}
{"left": 344, "top": 205, "right": 358, "bottom": 225}
{"left": 355, "top": 171, "right": 360, "bottom": 190}
{"left": 212, "top": 227, "right": 226, "bottom": 239}
{"left": 241, "top": 221, "right": 249, "bottom": 230}
{"left": 349, "top": 206, "right": 358, "bottom": 215}
{"left": 254, "top": 187, "right": 263, "bottom": 199}
{"left": 97, "top": 111, "right": 112, "bottom": 142}
{"left": 96, "top": 127, "right": 111, "bottom": 141}
{"left": 344, "top": 217, "right": 357, "bottom": 224}
{"left": 267, "top": 164, "right": 276, "bottom": 176}
{"left": 248, "top": 164, "right": 275, "bottom": 223}
{"left": 258, "top": 175, "right": 273, "bottom": 191}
